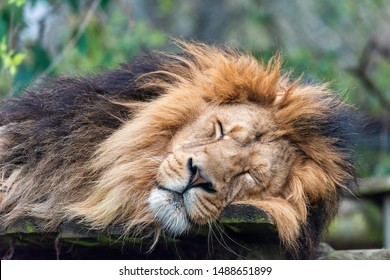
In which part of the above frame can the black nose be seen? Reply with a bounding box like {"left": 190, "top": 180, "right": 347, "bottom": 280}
{"left": 185, "top": 158, "right": 215, "bottom": 193}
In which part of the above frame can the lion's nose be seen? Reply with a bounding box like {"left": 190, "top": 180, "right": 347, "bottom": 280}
{"left": 185, "top": 158, "right": 215, "bottom": 193}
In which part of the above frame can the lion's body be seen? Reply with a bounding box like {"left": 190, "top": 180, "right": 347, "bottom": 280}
{"left": 0, "top": 42, "right": 357, "bottom": 259}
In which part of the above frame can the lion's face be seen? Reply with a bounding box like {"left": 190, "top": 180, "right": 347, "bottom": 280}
{"left": 148, "top": 103, "right": 294, "bottom": 236}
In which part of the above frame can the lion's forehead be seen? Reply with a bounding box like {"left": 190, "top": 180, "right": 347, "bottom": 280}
{"left": 207, "top": 103, "right": 274, "bottom": 121}
{"left": 184, "top": 103, "right": 276, "bottom": 139}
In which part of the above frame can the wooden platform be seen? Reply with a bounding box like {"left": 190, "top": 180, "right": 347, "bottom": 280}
{"left": 2, "top": 201, "right": 390, "bottom": 260}
{"left": 0, "top": 204, "right": 285, "bottom": 260}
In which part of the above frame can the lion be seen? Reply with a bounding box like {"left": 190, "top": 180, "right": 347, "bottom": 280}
{"left": 0, "top": 41, "right": 357, "bottom": 259}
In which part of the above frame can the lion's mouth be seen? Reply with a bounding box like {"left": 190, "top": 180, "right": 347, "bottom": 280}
{"left": 185, "top": 159, "right": 216, "bottom": 194}
{"left": 148, "top": 184, "right": 219, "bottom": 237}
{"left": 184, "top": 181, "right": 216, "bottom": 194}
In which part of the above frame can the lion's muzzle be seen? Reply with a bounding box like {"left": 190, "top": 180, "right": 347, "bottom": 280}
{"left": 184, "top": 157, "right": 215, "bottom": 194}
{"left": 148, "top": 157, "right": 220, "bottom": 236}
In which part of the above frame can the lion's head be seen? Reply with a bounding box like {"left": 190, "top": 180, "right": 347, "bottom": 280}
{"left": 0, "top": 41, "right": 357, "bottom": 259}
{"left": 149, "top": 103, "right": 291, "bottom": 235}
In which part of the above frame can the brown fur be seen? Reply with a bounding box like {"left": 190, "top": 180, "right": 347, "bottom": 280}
{"left": 0, "top": 41, "right": 357, "bottom": 259}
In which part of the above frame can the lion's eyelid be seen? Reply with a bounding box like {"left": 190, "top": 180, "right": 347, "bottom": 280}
{"left": 254, "top": 132, "right": 262, "bottom": 141}
{"left": 215, "top": 119, "right": 224, "bottom": 139}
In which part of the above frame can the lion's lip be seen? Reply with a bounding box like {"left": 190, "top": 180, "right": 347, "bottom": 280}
{"left": 157, "top": 186, "right": 191, "bottom": 212}
{"left": 154, "top": 186, "right": 217, "bottom": 227}
{"left": 157, "top": 185, "right": 173, "bottom": 192}
{"left": 157, "top": 176, "right": 215, "bottom": 196}
{"left": 157, "top": 186, "right": 183, "bottom": 201}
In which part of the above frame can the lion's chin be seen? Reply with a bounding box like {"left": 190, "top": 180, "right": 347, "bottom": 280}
{"left": 148, "top": 188, "right": 190, "bottom": 237}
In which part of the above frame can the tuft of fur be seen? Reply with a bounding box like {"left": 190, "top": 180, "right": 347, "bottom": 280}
{"left": 0, "top": 41, "right": 358, "bottom": 259}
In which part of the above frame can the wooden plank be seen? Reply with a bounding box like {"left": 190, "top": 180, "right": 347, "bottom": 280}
{"left": 318, "top": 244, "right": 390, "bottom": 260}
{"left": 0, "top": 204, "right": 285, "bottom": 259}
{"left": 384, "top": 194, "right": 390, "bottom": 248}
{"left": 358, "top": 176, "right": 390, "bottom": 197}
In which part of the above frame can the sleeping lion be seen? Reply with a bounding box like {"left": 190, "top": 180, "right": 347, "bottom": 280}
{"left": 0, "top": 41, "right": 357, "bottom": 259}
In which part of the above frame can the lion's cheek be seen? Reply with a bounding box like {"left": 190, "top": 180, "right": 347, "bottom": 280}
{"left": 183, "top": 190, "right": 224, "bottom": 225}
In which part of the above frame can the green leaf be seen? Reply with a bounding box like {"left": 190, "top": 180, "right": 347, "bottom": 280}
{"left": 8, "top": 0, "right": 26, "bottom": 7}
{"left": 11, "top": 53, "right": 25, "bottom": 65}
{"left": 0, "top": 37, "right": 7, "bottom": 54}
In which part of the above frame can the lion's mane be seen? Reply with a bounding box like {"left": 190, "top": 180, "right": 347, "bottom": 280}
{"left": 0, "top": 42, "right": 357, "bottom": 259}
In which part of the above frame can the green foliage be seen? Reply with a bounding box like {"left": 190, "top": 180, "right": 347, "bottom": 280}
{"left": 0, "top": 0, "right": 166, "bottom": 96}
{"left": 57, "top": 12, "right": 166, "bottom": 75}
{"left": 0, "top": 0, "right": 26, "bottom": 96}
{"left": 0, "top": 37, "right": 25, "bottom": 76}
{"left": 158, "top": 0, "right": 175, "bottom": 15}
{"left": 8, "top": 0, "right": 26, "bottom": 7}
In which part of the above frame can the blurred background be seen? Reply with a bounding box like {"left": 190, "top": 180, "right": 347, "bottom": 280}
{"left": 0, "top": 0, "right": 389, "bottom": 251}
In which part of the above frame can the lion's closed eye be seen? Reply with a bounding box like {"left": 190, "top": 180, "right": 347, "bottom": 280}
{"left": 215, "top": 120, "right": 224, "bottom": 139}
